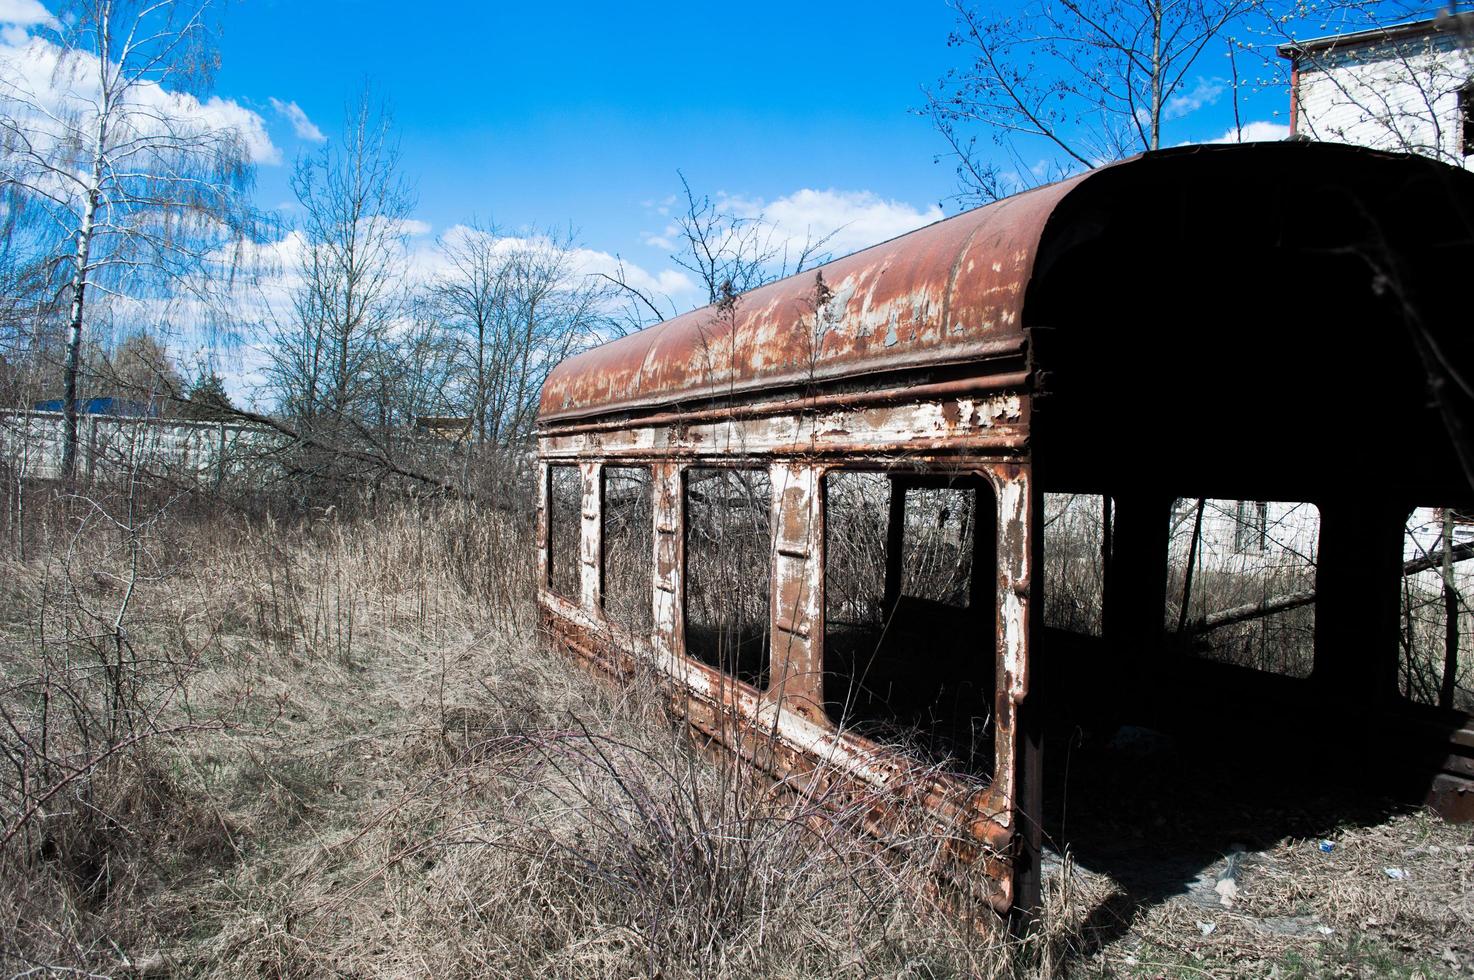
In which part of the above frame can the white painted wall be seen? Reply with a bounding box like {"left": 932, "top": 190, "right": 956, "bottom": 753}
{"left": 1294, "top": 28, "right": 1474, "bottom": 168}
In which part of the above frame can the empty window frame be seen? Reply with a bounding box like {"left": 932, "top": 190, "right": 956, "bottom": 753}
{"left": 1399, "top": 506, "right": 1473, "bottom": 710}
{"left": 1233, "top": 500, "right": 1270, "bottom": 553}
{"left": 548, "top": 464, "right": 582, "bottom": 601}
{"left": 1166, "top": 498, "right": 1320, "bottom": 677}
{"left": 602, "top": 466, "right": 654, "bottom": 633}
{"left": 898, "top": 483, "right": 979, "bottom": 607}
{"left": 822, "top": 471, "right": 997, "bottom": 775}
{"left": 1043, "top": 493, "right": 1110, "bottom": 635}
{"left": 684, "top": 467, "right": 772, "bottom": 688}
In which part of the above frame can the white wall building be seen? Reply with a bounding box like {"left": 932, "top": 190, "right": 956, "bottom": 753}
{"left": 1280, "top": 13, "right": 1474, "bottom": 168}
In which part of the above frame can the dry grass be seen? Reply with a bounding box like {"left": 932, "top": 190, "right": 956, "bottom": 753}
{"left": 0, "top": 491, "right": 1044, "bottom": 977}
{"left": 0, "top": 487, "right": 1468, "bottom": 978}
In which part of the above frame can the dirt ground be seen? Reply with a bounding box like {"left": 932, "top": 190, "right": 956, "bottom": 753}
{"left": 1039, "top": 727, "right": 1474, "bottom": 978}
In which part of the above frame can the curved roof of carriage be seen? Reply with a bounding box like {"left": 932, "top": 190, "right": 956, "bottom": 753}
{"left": 537, "top": 141, "right": 1468, "bottom": 425}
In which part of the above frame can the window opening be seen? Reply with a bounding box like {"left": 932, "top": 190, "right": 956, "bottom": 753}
{"left": 1166, "top": 498, "right": 1319, "bottom": 677}
{"left": 684, "top": 467, "right": 772, "bottom": 687}
{"left": 602, "top": 466, "right": 654, "bottom": 633}
{"left": 899, "top": 484, "right": 976, "bottom": 606}
{"left": 1043, "top": 493, "right": 1110, "bottom": 636}
{"left": 1233, "top": 500, "right": 1269, "bottom": 553}
{"left": 1399, "top": 506, "right": 1473, "bottom": 710}
{"left": 823, "top": 471, "right": 997, "bottom": 775}
{"left": 548, "top": 465, "right": 582, "bottom": 601}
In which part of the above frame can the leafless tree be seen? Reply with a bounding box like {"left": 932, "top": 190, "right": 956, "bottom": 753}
{"left": 381, "top": 293, "right": 457, "bottom": 432}
{"left": 266, "top": 89, "right": 414, "bottom": 441}
{"left": 431, "top": 223, "right": 609, "bottom": 452}
{"left": 603, "top": 173, "right": 835, "bottom": 331}
{"left": 431, "top": 219, "right": 510, "bottom": 447}
{"left": 0, "top": 0, "right": 260, "bottom": 478}
{"left": 669, "top": 173, "right": 832, "bottom": 306}
{"left": 94, "top": 331, "right": 184, "bottom": 411}
{"left": 925, "top": 0, "right": 1253, "bottom": 204}
{"left": 0, "top": 248, "right": 59, "bottom": 409}
{"left": 492, "top": 230, "right": 607, "bottom": 446}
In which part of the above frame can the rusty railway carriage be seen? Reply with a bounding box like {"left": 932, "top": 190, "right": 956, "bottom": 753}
{"left": 535, "top": 142, "right": 1474, "bottom": 916}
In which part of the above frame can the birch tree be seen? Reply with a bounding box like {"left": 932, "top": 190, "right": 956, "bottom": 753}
{"left": 0, "top": 0, "right": 261, "bottom": 477}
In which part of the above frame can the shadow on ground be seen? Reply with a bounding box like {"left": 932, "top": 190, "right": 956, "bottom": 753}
{"left": 1039, "top": 719, "right": 1413, "bottom": 955}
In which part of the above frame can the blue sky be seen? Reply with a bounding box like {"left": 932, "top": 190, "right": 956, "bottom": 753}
{"left": 218, "top": 1, "right": 969, "bottom": 239}
{"left": 205, "top": 0, "right": 1291, "bottom": 295}
{"left": 0, "top": 0, "right": 1299, "bottom": 331}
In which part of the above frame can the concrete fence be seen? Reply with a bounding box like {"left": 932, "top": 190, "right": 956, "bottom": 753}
{"left": 0, "top": 409, "right": 281, "bottom": 486}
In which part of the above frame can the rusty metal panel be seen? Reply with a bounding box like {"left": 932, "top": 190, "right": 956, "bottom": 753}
{"left": 537, "top": 179, "right": 1078, "bottom": 424}
{"left": 770, "top": 463, "right": 824, "bottom": 716}
{"left": 536, "top": 462, "right": 549, "bottom": 590}
{"left": 980, "top": 462, "right": 1034, "bottom": 838}
{"left": 540, "top": 392, "right": 1028, "bottom": 461}
{"left": 652, "top": 462, "right": 683, "bottom": 658}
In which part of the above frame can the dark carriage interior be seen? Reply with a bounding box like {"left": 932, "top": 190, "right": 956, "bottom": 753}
{"left": 1022, "top": 146, "right": 1474, "bottom": 912}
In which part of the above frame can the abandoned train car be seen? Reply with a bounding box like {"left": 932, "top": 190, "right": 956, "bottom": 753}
{"left": 534, "top": 142, "right": 1474, "bottom": 915}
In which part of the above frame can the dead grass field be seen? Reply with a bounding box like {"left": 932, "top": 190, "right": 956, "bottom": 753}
{"left": 0, "top": 491, "right": 1469, "bottom": 978}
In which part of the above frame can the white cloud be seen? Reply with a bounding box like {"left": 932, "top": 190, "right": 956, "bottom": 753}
{"left": 0, "top": 32, "right": 280, "bottom": 165}
{"left": 395, "top": 218, "right": 433, "bottom": 237}
{"left": 0, "top": 0, "right": 55, "bottom": 27}
{"left": 1207, "top": 120, "right": 1291, "bottom": 144}
{"left": 1166, "top": 77, "right": 1225, "bottom": 120}
{"left": 268, "top": 97, "right": 326, "bottom": 143}
{"left": 642, "top": 222, "right": 678, "bottom": 251}
{"left": 197, "top": 93, "right": 278, "bottom": 164}
{"left": 721, "top": 188, "right": 943, "bottom": 261}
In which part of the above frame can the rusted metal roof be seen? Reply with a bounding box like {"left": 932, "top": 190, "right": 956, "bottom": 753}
{"left": 539, "top": 173, "right": 1082, "bottom": 423}
{"left": 538, "top": 142, "right": 1472, "bottom": 425}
